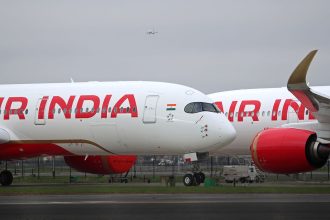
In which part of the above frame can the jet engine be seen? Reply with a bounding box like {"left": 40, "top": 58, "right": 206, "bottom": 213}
{"left": 250, "top": 128, "right": 330, "bottom": 174}
{"left": 64, "top": 155, "right": 137, "bottom": 175}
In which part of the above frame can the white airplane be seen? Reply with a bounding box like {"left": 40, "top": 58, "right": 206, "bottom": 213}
{"left": 209, "top": 50, "right": 330, "bottom": 174}
{"left": 0, "top": 81, "right": 236, "bottom": 186}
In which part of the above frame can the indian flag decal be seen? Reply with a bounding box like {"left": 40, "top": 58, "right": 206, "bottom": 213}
{"left": 166, "top": 104, "right": 176, "bottom": 111}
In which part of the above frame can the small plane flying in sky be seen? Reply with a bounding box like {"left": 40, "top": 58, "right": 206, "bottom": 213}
{"left": 209, "top": 50, "right": 330, "bottom": 175}
{"left": 0, "top": 81, "right": 236, "bottom": 186}
{"left": 146, "top": 28, "right": 158, "bottom": 35}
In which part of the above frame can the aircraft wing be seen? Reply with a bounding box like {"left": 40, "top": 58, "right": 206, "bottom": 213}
{"left": 287, "top": 50, "right": 330, "bottom": 143}
{"left": 0, "top": 128, "right": 10, "bottom": 144}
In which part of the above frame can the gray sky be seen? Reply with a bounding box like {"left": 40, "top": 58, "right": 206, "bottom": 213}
{"left": 0, "top": 0, "right": 329, "bottom": 93}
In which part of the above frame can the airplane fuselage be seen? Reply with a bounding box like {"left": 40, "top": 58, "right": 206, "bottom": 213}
{"left": 209, "top": 86, "right": 330, "bottom": 155}
{"left": 0, "top": 81, "right": 236, "bottom": 160}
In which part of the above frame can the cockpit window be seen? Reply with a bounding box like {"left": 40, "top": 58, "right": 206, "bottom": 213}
{"left": 194, "top": 102, "right": 203, "bottom": 113}
{"left": 184, "top": 102, "right": 220, "bottom": 114}
{"left": 184, "top": 103, "right": 195, "bottom": 113}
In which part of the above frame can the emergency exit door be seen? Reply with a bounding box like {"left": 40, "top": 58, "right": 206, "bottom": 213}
{"left": 143, "top": 95, "right": 159, "bottom": 123}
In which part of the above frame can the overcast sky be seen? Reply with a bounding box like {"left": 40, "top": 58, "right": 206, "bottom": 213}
{"left": 0, "top": 0, "right": 329, "bottom": 93}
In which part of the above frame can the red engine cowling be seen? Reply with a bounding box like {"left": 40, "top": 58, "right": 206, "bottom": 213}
{"left": 250, "top": 128, "right": 329, "bottom": 174}
{"left": 64, "top": 155, "right": 137, "bottom": 175}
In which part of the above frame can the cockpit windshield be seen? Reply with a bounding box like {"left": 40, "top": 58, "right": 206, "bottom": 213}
{"left": 184, "top": 102, "right": 221, "bottom": 114}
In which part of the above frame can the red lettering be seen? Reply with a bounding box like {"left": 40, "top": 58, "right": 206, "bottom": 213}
{"left": 309, "top": 112, "right": 316, "bottom": 120}
{"left": 75, "top": 95, "right": 100, "bottom": 119}
{"left": 0, "top": 97, "right": 4, "bottom": 108}
{"left": 48, "top": 96, "right": 75, "bottom": 119}
{"left": 238, "top": 100, "right": 261, "bottom": 122}
{"left": 38, "top": 96, "right": 49, "bottom": 120}
{"left": 281, "top": 99, "right": 305, "bottom": 121}
{"left": 228, "top": 101, "right": 237, "bottom": 122}
{"left": 111, "top": 94, "right": 138, "bottom": 118}
{"left": 101, "top": 95, "right": 112, "bottom": 118}
{"left": 271, "top": 99, "right": 281, "bottom": 121}
{"left": 4, "top": 97, "right": 28, "bottom": 120}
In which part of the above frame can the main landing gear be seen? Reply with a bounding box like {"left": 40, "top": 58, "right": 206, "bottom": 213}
{"left": 0, "top": 170, "right": 13, "bottom": 186}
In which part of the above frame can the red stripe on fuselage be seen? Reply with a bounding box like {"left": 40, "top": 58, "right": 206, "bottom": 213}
{"left": 0, "top": 143, "right": 74, "bottom": 160}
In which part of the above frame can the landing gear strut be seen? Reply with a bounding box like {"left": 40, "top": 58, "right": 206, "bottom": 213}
{"left": 0, "top": 170, "right": 13, "bottom": 186}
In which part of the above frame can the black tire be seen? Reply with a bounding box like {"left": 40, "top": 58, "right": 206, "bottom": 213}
{"left": 193, "top": 173, "right": 202, "bottom": 186}
{"left": 183, "top": 174, "right": 194, "bottom": 186}
{"left": 198, "top": 172, "right": 206, "bottom": 183}
{"left": 0, "top": 170, "right": 13, "bottom": 186}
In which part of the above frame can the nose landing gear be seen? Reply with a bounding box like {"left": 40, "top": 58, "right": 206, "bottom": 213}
{"left": 183, "top": 171, "right": 205, "bottom": 186}
{"left": 0, "top": 170, "right": 13, "bottom": 186}
{"left": 182, "top": 152, "right": 207, "bottom": 186}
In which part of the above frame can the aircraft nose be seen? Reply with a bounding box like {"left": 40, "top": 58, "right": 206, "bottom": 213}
{"left": 220, "top": 120, "right": 236, "bottom": 146}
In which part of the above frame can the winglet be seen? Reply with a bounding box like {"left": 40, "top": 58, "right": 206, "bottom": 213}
{"left": 287, "top": 50, "right": 318, "bottom": 88}
{"left": 287, "top": 50, "right": 319, "bottom": 112}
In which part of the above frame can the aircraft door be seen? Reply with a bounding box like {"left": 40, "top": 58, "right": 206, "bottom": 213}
{"left": 143, "top": 95, "right": 159, "bottom": 123}
{"left": 34, "top": 97, "right": 48, "bottom": 125}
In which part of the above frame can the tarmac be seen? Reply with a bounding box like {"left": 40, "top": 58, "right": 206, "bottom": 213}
{"left": 0, "top": 194, "right": 329, "bottom": 220}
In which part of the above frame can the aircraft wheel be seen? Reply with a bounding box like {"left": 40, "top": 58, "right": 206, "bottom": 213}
{"left": 183, "top": 174, "right": 194, "bottom": 186}
{"left": 193, "top": 173, "right": 202, "bottom": 185}
{"left": 198, "top": 172, "right": 205, "bottom": 183}
{"left": 0, "top": 170, "right": 13, "bottom": 186}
